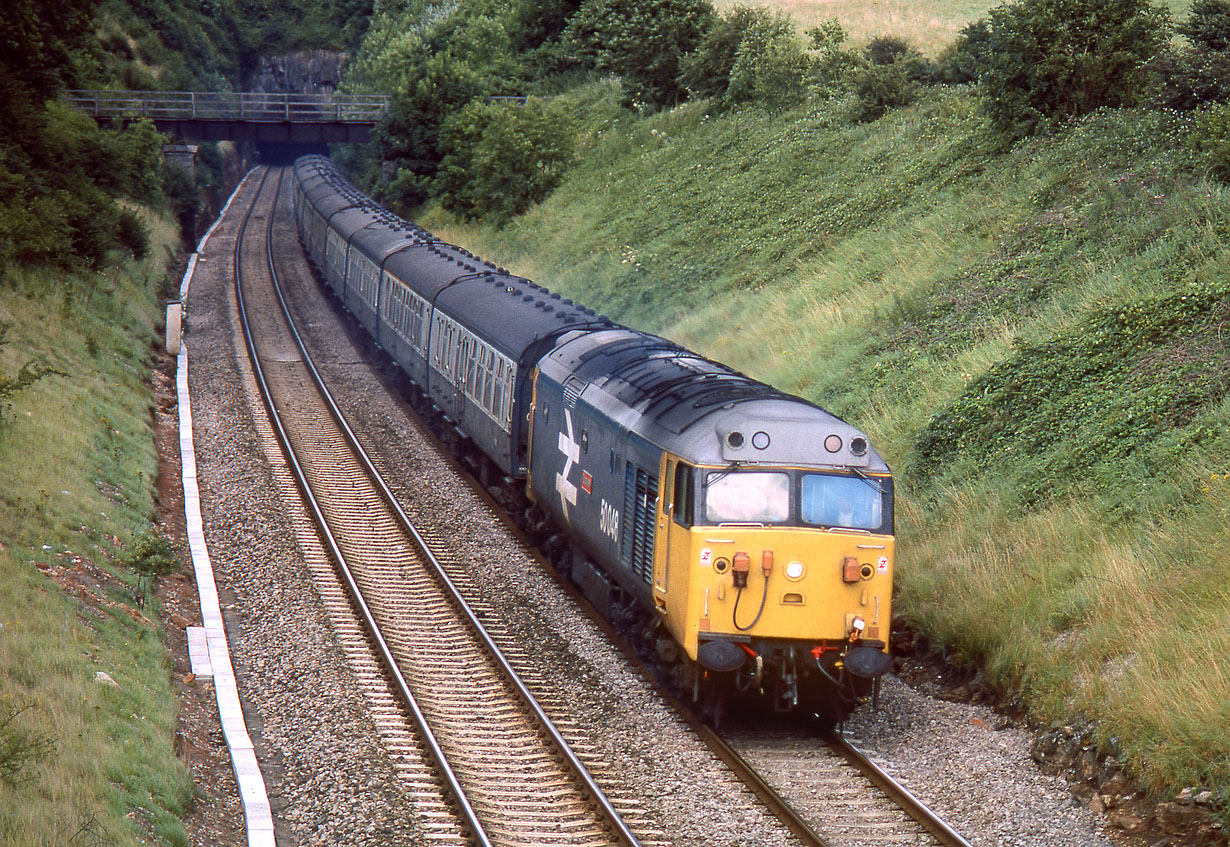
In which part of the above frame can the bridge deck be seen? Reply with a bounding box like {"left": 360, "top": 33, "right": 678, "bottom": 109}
{"left": 66, "top": 90, "right": 388, "bottom": 143}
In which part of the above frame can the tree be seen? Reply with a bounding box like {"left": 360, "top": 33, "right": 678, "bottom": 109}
{"left": 563, "top": 0, "right": 715, "bottom": 108}
{"left": 1181, "top": 0, "right": 1230, "bottom": 50}
{"left": 979, "top": 0, "right": 1170, "bottom": 138}
{"left": 680, "top": 6, "right": 810, "bottom": 110}
{"left": 435, "top": 98, "right": 576, "bottom": 222}
{"left": 1154, "top": 0, "right": 1230, "bottom": 110}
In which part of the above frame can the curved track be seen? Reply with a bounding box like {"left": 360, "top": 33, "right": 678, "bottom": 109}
{"left": 232, "top": 167, "right": 651, "bottom": 847}
{"left": 225, "top": 165, "right": 976, "bottom": 847}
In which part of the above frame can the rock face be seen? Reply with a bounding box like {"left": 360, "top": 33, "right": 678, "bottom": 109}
{"left": 246, "top": 51, "right": 350, "bottom": 95}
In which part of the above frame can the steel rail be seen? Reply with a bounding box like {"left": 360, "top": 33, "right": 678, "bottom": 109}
{"left": 263, "top": 167, "right": 644, "bottom": 847}
{"left": 231, "top": 167, "right": 491, "bottom": 847}
{"left": 826, "top": 730, "right": 974, "bottom": 847}
{"left": 246, "top": 166, "right": 643, "bottom": 847}
{"left": 692, "top": 723, "right": 831, "bottom": 847}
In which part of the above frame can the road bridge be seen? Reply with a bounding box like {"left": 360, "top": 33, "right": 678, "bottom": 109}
{"left": 65, "top": 90, "right": 388, "bottom": 143}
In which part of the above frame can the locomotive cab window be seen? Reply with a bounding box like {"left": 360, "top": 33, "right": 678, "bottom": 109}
{"left": 672, "top": 463, "right": 694, "bottom": 528}
{"left": 801, "top": 473, "right": 884, "bottom": 531}
{"left": 704, "top": 471, "right": 789, "bottom": 524}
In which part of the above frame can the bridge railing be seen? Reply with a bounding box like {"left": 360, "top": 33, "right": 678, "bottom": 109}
{"left": 65, "top": 90, "right": 389, "bottom": 123}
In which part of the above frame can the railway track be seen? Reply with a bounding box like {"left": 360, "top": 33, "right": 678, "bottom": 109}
{"left": 714, "top": 724, "right": 974, "bottom": 847}
{"left": 231, "top": 167, "right": 657, "bottom": 847}
{"left": 224, "top": 164, "right": 975, "bottom": 847}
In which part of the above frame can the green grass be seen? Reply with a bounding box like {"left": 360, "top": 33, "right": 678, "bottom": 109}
{"left": 0, "top": 210, "right": 194, "bottom": 846}
{"left": 424, "top": 86, "right": 1230, "bottom": 808}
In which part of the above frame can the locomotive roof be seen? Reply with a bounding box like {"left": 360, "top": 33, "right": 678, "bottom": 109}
{"left": 434, "top": 274, "right": 610, "bottom": 364}
{"left": 540, "top": 328, "right": 889, "bottom": 472}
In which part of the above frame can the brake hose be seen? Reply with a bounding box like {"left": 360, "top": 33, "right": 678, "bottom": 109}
{"left": 732, "top": 579, "right": 769, "bottom": 632}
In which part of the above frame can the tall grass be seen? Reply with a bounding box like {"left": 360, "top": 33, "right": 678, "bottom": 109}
{"left": 0, "top": 210, "right": 194, "bottom": 846}
{"left": 427, "top": 86, "right": 1230, "bottom": 806}
{"left": 714, "top": 0, "right": 994, "bottom": 54}
{"left": 710, "top": 0, "right": 1195, "bottom": 55}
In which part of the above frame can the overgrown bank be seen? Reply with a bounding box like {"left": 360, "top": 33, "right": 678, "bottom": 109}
{"left": 421, "top": 88, "right": 1230, "bottom": 814}
{"left": 0, "top": 215, "right": 195, "bottom": 846}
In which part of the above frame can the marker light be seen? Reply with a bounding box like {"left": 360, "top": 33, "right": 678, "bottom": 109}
{"left": 850, "top": 615, "right": 866, "bottom": 639}
{"left": 785, "top": 561, "right": 805, "bottom": 580}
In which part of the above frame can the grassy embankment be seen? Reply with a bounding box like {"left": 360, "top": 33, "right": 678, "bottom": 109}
{"left": 424, "top": 81, "right": 1230, "bottom": 805}
{"left": 0, "top": 212, "right": 194, "bottom": 845}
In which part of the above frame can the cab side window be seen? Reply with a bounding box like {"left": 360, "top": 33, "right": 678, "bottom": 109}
{"left": 672, "top": 463, "right": 693, "bottom": 528}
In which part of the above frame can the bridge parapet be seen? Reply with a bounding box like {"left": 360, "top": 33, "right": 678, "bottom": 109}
{"left": 66, "top": 90, "right": 388, "bottom": 123}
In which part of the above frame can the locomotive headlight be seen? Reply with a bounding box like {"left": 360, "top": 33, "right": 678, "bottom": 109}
{"left": 785, "top": 561, "right": 805, "bottom": 581}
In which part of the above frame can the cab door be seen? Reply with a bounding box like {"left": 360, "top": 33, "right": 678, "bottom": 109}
{"left": 653, "top": 458, "right": 695, "bottom": 610}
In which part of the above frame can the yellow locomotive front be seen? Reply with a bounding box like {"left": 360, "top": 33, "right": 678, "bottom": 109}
{"left": 651, "top": 454, "right": 894, "bottom": 721}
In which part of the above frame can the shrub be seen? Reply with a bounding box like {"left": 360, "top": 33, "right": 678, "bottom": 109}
{"left": 806, "top": 19, "right": 865, "bottom": 95}
{"left": 435, "top": 97, "right": 577, "bottom": 222}
{"left": 563, "top": 0, "right": 714, "bottom": 108}
{"left": 852, "top": 62, "right": 923, "bottom": 122}
{"left": 979, "top": 0, "right": 1171, "bottom": 138}
{"left": 723, "top": 10, "right": 811, "bottom": 111}
{"left": 120, "top": 529, "right": 177, "bottom": 577}
{"left": 851, "top": 38, "right": 933, "bottom": 122}
{"left": 680, "top": 5, "right": 803, "bottom": 104}
{"left": 116, "top": 208, "right": 150, "bottom": 260}
{"left": 1181, "top": 0, "right": 1230, "bottom": 50}
{"left": 1190, "top": 101, "right": 1230, "bottom": 179}
{"left": 1155, "top": 0, "right": 1230, "bottom": 110}
{"left": 1153, "top": 48, "right": 1230, "bottom": 110}
{"left": 936, "top": 19, "right": 994, "bottom": 84}
{"left": 0, "top": 702, "right": 53, "bottom": 787}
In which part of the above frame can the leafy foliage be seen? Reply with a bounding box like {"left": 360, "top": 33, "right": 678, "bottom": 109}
{"left": 935, "top": 20, "right": 994, "bottom": 84}
{"left": 436, "top": 98, "right": 577, "bottom": 221}
{"left": 119, "top": 529, "right": 176, "bottom": 577}
{"left": 1190, "top": 101, "right": 1230, "bottom": 179}
{"left": 851, "top": 37, "right": 934, "bottom": 122}
{"left": 978, "top": 0, "right": 1171, "bottom": 138}
{"left": 722, "top": 9, "right": 811, "bottom": 111}
{"left": 563, "top": 0, "right": 714, "bottom": 109}
{"left": 1154, "top": 0, "right": 1230, "bottom": 111}
{"left": 1181, "top": 0, "right": 1230, "bottom": 50}
{"left": 680, "top": 5, "right": 807, "bottom": 110}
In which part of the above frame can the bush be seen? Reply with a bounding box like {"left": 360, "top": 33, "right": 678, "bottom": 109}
{"left": 723, "top": 10, "right": 811, "bottom": 111}
{"left": 1190, "top": 101, "right": 1230, "bottom": 179}
{"left": 116, "top": 208, "right": 149, "bottom": 260}
{"left": 936, "top": 19, "right": 994, "bottom": 84}
{"left": 435, "top": 98, "right": 577, "bottom": 222}
{"left": 979, "top": 0, "right": 1171, "bottom": 138}
{"left": 680, "top": 5, "right": 805, "bottom": 107}
{"left": 1155, "top": 0, "right": 1230, "bottom": 110}
{"left": 0, "top": 702, "right": 53, "bottom": 788}
{"left": 1181, "top": 0, "right": 1230, "bottom": 50}
{"left": 851, "top": 37, "right": 933, "bottom": 122}
{"left": 563, "top": 0, "right": 714, "bottom": 108}
{"left": 120, "top": 529, "right": 176, "bottom": 577}
{"left": 1153, "top": 48, "right": 1230, "bottom": 110}
{"left": 852, "top": 62, "right": 923, "bottom": 122}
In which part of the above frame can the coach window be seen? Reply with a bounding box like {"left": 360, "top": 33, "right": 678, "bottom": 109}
{"left": 672, "top": 463, "right": 693, "bottom": 528}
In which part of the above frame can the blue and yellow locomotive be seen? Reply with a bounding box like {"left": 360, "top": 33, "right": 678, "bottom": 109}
{"left": 291, "top": 156, "right": 895, "bottom": 723}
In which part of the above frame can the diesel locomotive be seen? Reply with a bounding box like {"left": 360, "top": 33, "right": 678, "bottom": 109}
{"left": 291, "top": 155, "right": 895, "bottom": 723}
